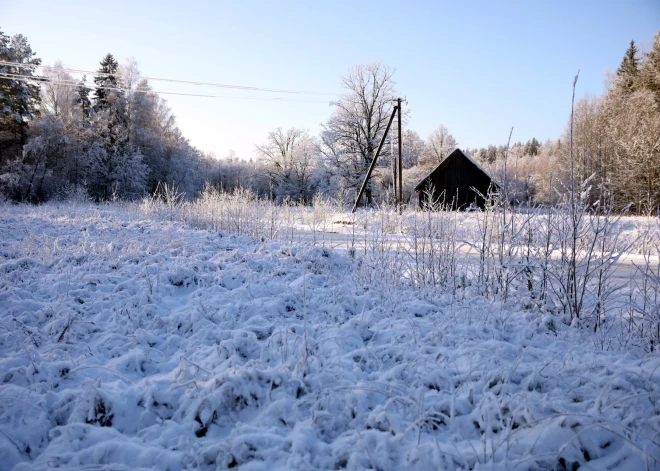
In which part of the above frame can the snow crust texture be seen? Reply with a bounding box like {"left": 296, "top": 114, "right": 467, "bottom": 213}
{"left": 1, "top": 203, "right": 659, "bottom": 470}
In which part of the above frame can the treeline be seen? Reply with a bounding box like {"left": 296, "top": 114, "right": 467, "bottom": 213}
{"left": 466, "top": 37, "right": 660, "bottom": 214}
{"left": 566, "top": 39, "right": 660, "bottom": 214}
{"left": 0, "top": 30, "right": 214, "bottom": 202}
{"left": 205, "top": 33, "right": 660, "bottom": 214}
{"left": 1, "top": 28, "right": 658, "bottom": 214}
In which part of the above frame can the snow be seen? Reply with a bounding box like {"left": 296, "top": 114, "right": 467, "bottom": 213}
{"left": 1, "top": 202, "right": 659, "bottom": 470}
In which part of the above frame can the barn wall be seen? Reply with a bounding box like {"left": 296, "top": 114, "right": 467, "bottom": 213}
{"left": 416, "top": 151, "right": 496, "bottom": 210}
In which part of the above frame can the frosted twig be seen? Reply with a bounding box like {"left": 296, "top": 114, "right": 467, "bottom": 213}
{"left": 179, "top": 355, "right": 213, "bottom": 375}
{"left": 65, "top": 365, "right": 136, "bottom": 385}
{"left": 0, "top": 320, "right": 39, "bottom": 374}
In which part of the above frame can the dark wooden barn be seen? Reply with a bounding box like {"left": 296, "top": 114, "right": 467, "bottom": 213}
{"left": 414, "top": 149, "right": 498, "bottom": 210}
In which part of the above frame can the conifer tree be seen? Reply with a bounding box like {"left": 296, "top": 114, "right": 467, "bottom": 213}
{"left": 89, "top": 53, "right": 133, "bottom": 199}
{"left": 77, "top": 75, "right": 92, "bottom": 123}
{"left": 523, "top": 138, "right": 540, "bottom": 156}
{"left": 616, "top": 40, "right": 640, "bottom": 93}
{"left": 0, "top": 29, "right": 41, "bottom": 162}
{"left": 91, "top": 54, "right": 128, "bottom": 154}
{"left": 93, "top": 53, "right": 119, "bottom": 111}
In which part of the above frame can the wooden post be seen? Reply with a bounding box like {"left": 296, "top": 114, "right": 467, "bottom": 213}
{"left": 391, "top": 128, "right": 396, "bottom": 205}
{"left": 397, "top": 98, "right": 403, "bottom": 214}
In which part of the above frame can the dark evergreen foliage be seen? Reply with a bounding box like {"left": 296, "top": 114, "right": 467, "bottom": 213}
{"left": 616, "top": 40, "right": 640, "bottom": 92}
{"left": 76, "top": 75, "right": 92, "bottom": 122}
{"left": 0, "top": 28, "right": 41, "bottom": 164}
{"left": 93, "top": 53, "right": 119, "bottom": 111}
{"left": 524, "top": 138, "right": 540, "bottom": 156}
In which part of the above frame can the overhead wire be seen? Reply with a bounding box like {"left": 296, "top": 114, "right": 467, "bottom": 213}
{"left": 0, "top": 71, "right": 333, "bottom": 103}
{"left": 0, "top": 72, "right": 217, "bottom": 98}
{"left": 0, "top": 60, "right": 337, "bottom": 97}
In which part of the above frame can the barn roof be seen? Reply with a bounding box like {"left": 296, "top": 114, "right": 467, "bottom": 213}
{"left": 414, "top": 148, "right": 499, "bottom": 192}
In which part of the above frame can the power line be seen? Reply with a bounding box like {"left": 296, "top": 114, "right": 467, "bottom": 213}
{"left": 0, "top": 60, "right": 337, "bottom": 97}
{"left": 0, "top": 72, "right": 217, "bottom": 98}
{"left": 0, "top": 71, "right": 333, "bottom": 103}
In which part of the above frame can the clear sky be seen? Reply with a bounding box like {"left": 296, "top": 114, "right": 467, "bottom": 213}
{"left": 3, "top": 0, "right": 659, "bottom": 160}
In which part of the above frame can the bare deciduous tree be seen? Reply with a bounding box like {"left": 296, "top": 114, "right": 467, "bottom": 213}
{"left": 41, "top": 62, "right": 78, "bottom": 128}
{"left": 420, "top": 124, "right": 458, "bottom": 169}
{"left": 603, "top": 84, "right": 660, "bottom": 214}
{"left": 401, "top": 129, "right": 424, "bottom": 169}
{"left": 320, "top": 62, "right": 397, "bottom": 204}
{"left": 256, "top": 127, "right": 317, "bottom": 202}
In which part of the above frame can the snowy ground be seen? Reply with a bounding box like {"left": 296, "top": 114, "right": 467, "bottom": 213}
{"left": 1, "top": 202, "right": 660, "bottom": 470}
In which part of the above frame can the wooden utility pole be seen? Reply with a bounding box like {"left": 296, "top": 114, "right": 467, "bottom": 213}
{"left": 351, "top": 98, "right": 406, "bottom": 214}
{"left": 352, "top": 105, "right": 399, "bottom": 213}
{"left": 391, "top": 126, "right": 396, "bottom": 206}
{"left": 397, "top": 97, "right": 403, "bottom": 214}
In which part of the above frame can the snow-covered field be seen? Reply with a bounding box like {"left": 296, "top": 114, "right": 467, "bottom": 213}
{"left": 1, "top": 202, "right": 660, "bottom": 470}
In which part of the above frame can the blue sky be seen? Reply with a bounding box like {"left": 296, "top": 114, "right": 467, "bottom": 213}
{"left": 3, "top": 0, "right": 659, "bottom": 160}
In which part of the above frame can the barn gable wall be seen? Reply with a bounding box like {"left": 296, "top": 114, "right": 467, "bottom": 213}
{"left": 415, "top": 149, "right": 496, "bottom": 210}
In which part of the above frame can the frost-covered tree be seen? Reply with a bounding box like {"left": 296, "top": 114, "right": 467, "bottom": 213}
{"left": 93, "top": 54, "right": 128, "bottom": 152}
{"left": 256, "top": 127, "right": 318, "bottom": 202}
{"left": 15, "top": 113, "right": 67, "bottom": 201}
{"left": 320, "top": 62, "right": 397, "bottom": 204}
{"left": 37, "top": 65, "right": 102, "bottom": 193}
{"left": 641, "top": 32, "right": 660, "bottom": 105}
{"left": 88, "top": 106, "right": 151, "bottom": 199}
{"left": 524, "top": 137, "right": 541, "bottom": 156}
{"left": 85, "top": 54, "right": 150, "bottom": 199}
{"left": 93, "top": 53, "right": 120, "bottom": 111}
{"left": 115, "top": 58, "right": 207, "bottom": 195}
{"left": 420, "top": 124, "right": 458, "bottom": 169}
{"left": 401, "top": 129, "right": 424, "bottom": 169}
{"left": 0, "top": 29, "right": 41, "bottom": 163}
{"left": 617, "top": 40, "right": 640, "bottom": 94}
{"left": 593, "top": 37, "right": 660, "bottom": 214}
{"left": 603, "top": 83, "right": 660, "bottom": 214}
{"left": 0, "top": 46, "right": 212, "bottom": 202}
{"left": 41, "top": 62, "right": 79, "bottom": 130}
{"left": 563, "top": 96, "right": 609, "bottom": 188}
{"left": 76, "top": 75, "right": 92, "bottom": 122}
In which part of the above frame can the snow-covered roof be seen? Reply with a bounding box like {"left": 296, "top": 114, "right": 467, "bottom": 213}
{"left": 414, "top": 148, "right": 500, "bottom": 191}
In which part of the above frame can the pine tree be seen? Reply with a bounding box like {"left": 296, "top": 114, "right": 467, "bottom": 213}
{"left": 88, "top": 54, "right": 132, "bottom": 199}
{"left": 92, "top": 54, "right": 128, "bottom": 154}
{"left": 93, "top": 53, "right": 119, "bottom": 111}
{"left": 616, "top": 40, "right": 640, "bottom": 93}
{"left": 0, "top": 29, "right": 41, "bottom": 162}
{"left": 77, "top": 75, "right": 92, "bottom": 123}
{"left": 524, "top": 137, "right": 540, "bottom": 156}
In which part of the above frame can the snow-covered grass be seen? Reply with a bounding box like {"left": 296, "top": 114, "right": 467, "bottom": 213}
{"left": 2, "top": 200, "right": 660, "bottom": 470}
{"left": 151, "top": 188, "right": 660, "bottom": 339}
